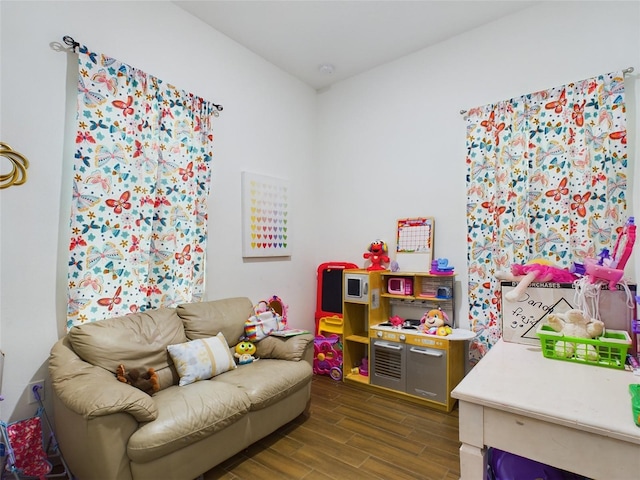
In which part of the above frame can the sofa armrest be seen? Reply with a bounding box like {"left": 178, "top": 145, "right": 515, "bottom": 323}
{"left": 255, "top": 333, "right": 314, "bottom": 363}
{"left": 49, "top": 338, "right": 158, "bottom": 422}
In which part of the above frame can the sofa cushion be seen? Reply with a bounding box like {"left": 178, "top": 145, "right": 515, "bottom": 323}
{"left": 212, "top": 359, "right": 312, "bottom": 410}
{"left": 68, "top": 308, "right": 186, "bottom": 391}
{"left": 177, "top": 297, "right": 253, "bottom": 346}
{"left": 167, "top": 333, "right": 237, "bottom": 386}
{"left": 255, "top": 334, "right": 314, "bottom": 361}
{"left": 127, "top": 380, "right": 251, "bottom": 463}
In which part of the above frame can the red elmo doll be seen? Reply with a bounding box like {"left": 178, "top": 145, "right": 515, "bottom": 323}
{"left": 364, "top": 240, "right": 390, "bottom": 271}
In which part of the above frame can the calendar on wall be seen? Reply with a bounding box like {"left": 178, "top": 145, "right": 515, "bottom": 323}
{"left": 241, "top": 172, "right": 291, "bottom": 258}
{"left": 395, "top": 217, "right": 434, "bottom": 271}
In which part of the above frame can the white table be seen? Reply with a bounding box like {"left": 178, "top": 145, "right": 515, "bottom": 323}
{"left": 451, "top": 339, "right": 640, "bottom": 480}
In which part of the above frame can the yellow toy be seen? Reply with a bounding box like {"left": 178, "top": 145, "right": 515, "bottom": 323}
{"left": 234, "top": 340, "right": 259, "bottom": 365}
{"left": 420, "top": 308, "right": 453, "bottom": 336}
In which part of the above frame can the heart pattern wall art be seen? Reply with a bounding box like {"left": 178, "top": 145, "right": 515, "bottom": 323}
{"left": 241, "top": 172, "right": 291, "bottom": 257}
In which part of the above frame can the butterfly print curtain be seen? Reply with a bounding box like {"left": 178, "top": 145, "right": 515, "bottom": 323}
{"left": 466, "top": 71, "right": 628, "bottom": 364}
{"left": 67, "top": 45, "right": 220, "bottom": 329}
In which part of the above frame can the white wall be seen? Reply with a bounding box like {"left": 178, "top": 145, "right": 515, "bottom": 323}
{"left": 315, "top": 1, "right": 640, "bottom": 330}
{"left": 1, "top": 0, "right": 639, "bottom": 422}
{"left": 0, "top": 1, "right": 317, "bottom": 421}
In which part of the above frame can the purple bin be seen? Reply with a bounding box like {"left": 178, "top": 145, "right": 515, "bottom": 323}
{"left": 488, "top": 449, "right": 586, "bottom": 480}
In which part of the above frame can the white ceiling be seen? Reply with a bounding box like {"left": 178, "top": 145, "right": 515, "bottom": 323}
{"left": 174, "top": 0, "right": 537, "bottom": 90}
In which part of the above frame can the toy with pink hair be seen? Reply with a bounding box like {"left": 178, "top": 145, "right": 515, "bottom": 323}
{"left": 496, "top": 261, "right": 577, "bottom": 302}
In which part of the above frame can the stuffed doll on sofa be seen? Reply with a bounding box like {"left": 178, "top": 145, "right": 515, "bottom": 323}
{"left": 116, "top": 364, "right": 160, "bottom": 396}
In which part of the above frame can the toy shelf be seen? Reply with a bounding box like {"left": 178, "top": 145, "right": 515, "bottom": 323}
{"left": 415, "top": 294, "right": 451, "bottom": 301}
{"left": 344, "top": 370, "right": 369, "bottom": 384}
{"left": 345, "top": 334, "right": 368, "bottom": 343}
{"left": 341, "top": 271, "right": 383, "bottom": 388}
{"left": 342, "top": 270, "right": 464, "bottom": 412}
{"left": 380, "top": 272, "right": 455, "bottom": 328}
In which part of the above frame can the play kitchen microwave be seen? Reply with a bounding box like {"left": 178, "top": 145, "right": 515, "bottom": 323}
{"left": 387, "top": 276, "right": 413, "bottom": 296}
{"left": 344, "top": 272, "right": 370, "bottom": 303}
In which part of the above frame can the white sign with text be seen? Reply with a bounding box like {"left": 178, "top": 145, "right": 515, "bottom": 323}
{"left": 500, "top": 282, "right": 636, "bottom": 346}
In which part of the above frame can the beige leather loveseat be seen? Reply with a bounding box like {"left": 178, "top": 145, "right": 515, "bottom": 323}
{"left": 49, "top": 297, "right": 314, "bottom": 480}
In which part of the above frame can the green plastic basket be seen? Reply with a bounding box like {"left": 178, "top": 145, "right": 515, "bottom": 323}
{"left": 536, "top": 324, "right": 631, "bottom": 369}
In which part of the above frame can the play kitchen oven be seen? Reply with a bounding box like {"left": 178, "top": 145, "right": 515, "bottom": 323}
{"left": 370, "top": 321, "right": 449, "bottom": 403}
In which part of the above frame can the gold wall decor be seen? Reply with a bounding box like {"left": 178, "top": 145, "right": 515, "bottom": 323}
{"left": 0, "top": 143, "right": 29, "bottom": 189}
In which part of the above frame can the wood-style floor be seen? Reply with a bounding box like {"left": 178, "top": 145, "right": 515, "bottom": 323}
{"left": 203, "top": 374, "right": 461, "bottom": 480}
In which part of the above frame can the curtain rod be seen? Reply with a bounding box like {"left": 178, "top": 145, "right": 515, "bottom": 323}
{"left": 459, "top": 66, "right": 635, "bottom": 115}
{"left": 62, "top": 35, "right": 223, "bottom": 113}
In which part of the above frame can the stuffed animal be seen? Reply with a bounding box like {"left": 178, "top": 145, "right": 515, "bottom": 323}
{"left": 420, "top": 308, "right": 453, "bottom": 336}
{"left": 546, "top": 309, "right": 605, "bottom": 361}
{"left": 363, "top": 240, "right": 390, "bottom": 271}
{"left": 234, "top": 340, "right": 259, "bottom": 365}
{"left": 496, "top": 260, "right": 577, "bottom": 302}
{"left": 116, "top": 364, "right": 160, "bottom": 396}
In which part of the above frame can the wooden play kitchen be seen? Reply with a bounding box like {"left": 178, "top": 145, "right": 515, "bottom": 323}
{"left": 341, "top": 269, "right": 467, "bottom": 412}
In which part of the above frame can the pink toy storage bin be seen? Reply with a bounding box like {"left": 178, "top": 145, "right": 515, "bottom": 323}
{"left": 313, "top": 334, "right": 343, "bottom": 381}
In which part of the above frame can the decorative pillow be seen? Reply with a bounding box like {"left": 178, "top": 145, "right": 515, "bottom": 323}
{"left": 167, "top": 333, "right": 236, "bottom": 386}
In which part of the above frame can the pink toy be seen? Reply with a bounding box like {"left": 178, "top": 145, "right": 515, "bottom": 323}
{"left": 363, "top": 240, "right": 390, "bottom": 271}
{"left": 313, "top": 335, "right": 343, "bottom": 381}
{"left": 584, "top": 259, "right": 624, "bottom": 290}
{"left": 389, "top": 315, "right": 404, "bottom": 328}
{"left": 584, "top": 217, "right": 635, "bottom": 289}
{"left": 496, "top": 261, "right": 577, "bottom": 302}
{"left": 359, "top": 357, "right": 369, "bottom": 376}
{"left": 430, "top": 258, "right": 455, "bottom": 275}
{"left": 611, "top": 217, "right": 636, "bottom": 270}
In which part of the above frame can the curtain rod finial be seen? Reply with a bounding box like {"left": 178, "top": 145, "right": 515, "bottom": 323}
{"left": 62, "top": 35, "right": 79, "bottom": 51}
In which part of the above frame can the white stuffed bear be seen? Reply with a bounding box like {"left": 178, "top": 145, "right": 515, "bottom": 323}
{"left": 546, "top": 309, "right": 604, "bottom": 361}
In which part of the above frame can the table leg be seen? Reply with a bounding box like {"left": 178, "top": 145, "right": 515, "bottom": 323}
{"left": 458, "top": 401, "right": 486, "bottom": 479}
{"left": 459, "top": 443, "right": 486, "bottom": 480}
